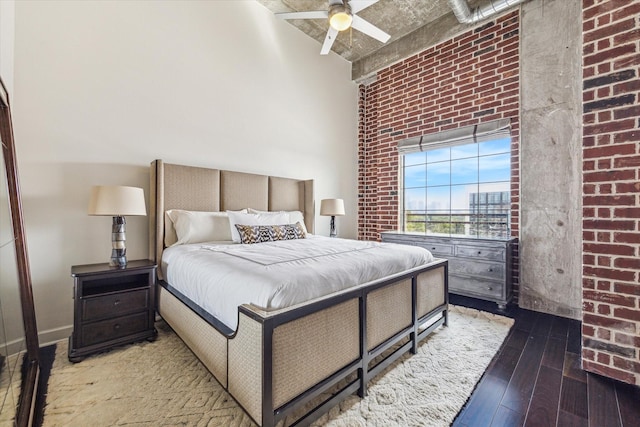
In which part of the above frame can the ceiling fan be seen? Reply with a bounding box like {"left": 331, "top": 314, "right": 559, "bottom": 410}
{"left": 276, "top": 0, "right": 391, "bottom": 55}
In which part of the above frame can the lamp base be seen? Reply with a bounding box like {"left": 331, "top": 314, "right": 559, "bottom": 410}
{"left": 329, "top": 216, "right": 337, "bottom": 238}
{"left": 110, "top": 216, "right": 127, "bottom": 267}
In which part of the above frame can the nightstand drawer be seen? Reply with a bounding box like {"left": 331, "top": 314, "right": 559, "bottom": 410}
{"left": 81, "top": 312, "right": 149, "bottom": 347}
{"left": 82, "top": 289, "right": 149, "bottom": 321}
{"left": 456, "top": 245, "right": 505, "bottom": 261}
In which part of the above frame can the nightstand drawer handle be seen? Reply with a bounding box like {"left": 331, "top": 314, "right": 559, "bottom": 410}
{"left": 487, "top": 286, "right": 493, "bottom": 291}
{"left": 114, "top": 324, "right": 121, "bottom": 330}
{"left": 477, "top": 251, "right": 482, "bottom": 255}
{"left": 114, "top": 300, "right": 120, "bottom": 306}
{"left": 488, "top": 268, "right": 493, "bottom": 272}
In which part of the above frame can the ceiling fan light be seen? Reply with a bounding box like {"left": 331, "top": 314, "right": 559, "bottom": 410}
{"left": 329, "top": 4, "right": 352, "bottom": 31}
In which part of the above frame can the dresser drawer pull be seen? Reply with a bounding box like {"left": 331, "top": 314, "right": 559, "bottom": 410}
{"left": 114, "top": 300, "right": 120, "bottom": 306}
{"left": 477, "top": 251, "right": 482, "bottom": 255}
{"left": 114, "top": 324, "right": 121, "bottom": 330}
{"left": 488, "top": 268, "right": 493, "bottom": 272}
{"left": 486, "top": 286, "right": 493, "bottom": 291}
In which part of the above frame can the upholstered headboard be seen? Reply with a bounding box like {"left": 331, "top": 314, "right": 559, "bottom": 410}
{"left": 149, "top": 160, "right": 314, "bottom": 278}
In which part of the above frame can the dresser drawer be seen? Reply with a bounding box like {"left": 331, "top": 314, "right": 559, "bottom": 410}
{"left": 420, "top": 242, "right": 454, "bottom": 256}
{"left": 449, "top": 258, "right": 504, "bottom": 281}
{"left": 456, "top": 245, "right": 505, "bottom": 261}
{"left": 82, "top": 288, "right": 149, "bottom": 321}
{"left": 81, "top": 312, "right": 149, "bottom": 347}
{"left": 449, "top": 275, "right": 503, "bottom": 300}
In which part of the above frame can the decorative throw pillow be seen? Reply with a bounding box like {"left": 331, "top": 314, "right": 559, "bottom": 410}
{"left": 227, "top": 211, "right": 289, "bottom": 243}
{"left": 235, "top": 222, "right": 306, "bottom": 244}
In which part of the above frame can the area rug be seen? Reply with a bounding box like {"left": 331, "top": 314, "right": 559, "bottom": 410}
{"left": 40, "top": 305, "right": 514, "bottom": 426}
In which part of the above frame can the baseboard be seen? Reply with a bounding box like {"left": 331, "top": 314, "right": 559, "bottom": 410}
{"left": 38, "top": 325, "right": 72, "bottom": 348}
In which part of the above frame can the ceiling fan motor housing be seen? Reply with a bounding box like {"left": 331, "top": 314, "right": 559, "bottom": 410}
{"left": 329, "top": 2, "right": 353, "bottom": 31}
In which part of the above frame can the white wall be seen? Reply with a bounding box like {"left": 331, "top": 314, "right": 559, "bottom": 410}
{"left": 0, "top": 0, "right": 14, "bottom": 93}
{"left": 12, "top": 0, "right": 359, "bottom": 344}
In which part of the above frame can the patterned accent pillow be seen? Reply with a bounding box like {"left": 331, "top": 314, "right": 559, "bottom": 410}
{"left": 235, "top": 222, "right": 306, "bottom": 244}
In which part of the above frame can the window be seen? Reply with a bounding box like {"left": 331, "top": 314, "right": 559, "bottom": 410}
{"left": 400, "top": 120, "right": 511, "bottom": 239}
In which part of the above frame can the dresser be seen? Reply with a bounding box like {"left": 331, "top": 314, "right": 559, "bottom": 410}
{"left": 381, "top": 232, "right": 516, "bottom": 309}
{"left": 68, "top": 259, "right": 157, "bottom": 362}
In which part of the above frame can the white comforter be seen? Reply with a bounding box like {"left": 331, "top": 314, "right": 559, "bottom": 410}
{"left": 162, "top": 235, "right": 434, "bottom": 331}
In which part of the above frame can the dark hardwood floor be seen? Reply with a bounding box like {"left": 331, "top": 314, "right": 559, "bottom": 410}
{"left": 450, "top": 294, "right": 640, "bottom": 427}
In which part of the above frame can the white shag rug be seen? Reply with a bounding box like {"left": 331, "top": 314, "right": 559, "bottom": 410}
{"left": 42, "top": 305, "right": 513, "bottom": 426}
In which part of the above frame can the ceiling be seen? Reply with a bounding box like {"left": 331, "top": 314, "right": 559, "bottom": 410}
{"left": 256, "top": 0, "right": 484, "bottom": 65}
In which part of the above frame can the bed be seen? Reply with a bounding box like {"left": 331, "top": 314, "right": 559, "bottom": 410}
{"left": 149, "top": 160, "right": 449, "bottom": 427}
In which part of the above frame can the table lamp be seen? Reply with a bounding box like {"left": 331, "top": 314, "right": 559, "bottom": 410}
{"left": 320, "top": 198, "right": 345, "bottom": 238}
{"left": 88, "top": 185, "right": 146, "bottom": 267}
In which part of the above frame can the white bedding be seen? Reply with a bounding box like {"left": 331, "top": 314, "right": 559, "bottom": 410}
{"left": 162, "top": 235, "right": 434, "bottom": 331}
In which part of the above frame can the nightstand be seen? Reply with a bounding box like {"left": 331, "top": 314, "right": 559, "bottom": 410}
{"left": 68, "top": 259, "right": 157, "bottom": 362}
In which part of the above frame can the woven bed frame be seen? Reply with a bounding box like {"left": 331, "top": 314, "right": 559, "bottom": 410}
{"left": 149, "top": 160, "right": 449, "bottom": 427}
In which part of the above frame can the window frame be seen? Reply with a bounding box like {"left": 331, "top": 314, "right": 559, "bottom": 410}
{"left": 398, "top": 120, "right": 512, "bottom": 240}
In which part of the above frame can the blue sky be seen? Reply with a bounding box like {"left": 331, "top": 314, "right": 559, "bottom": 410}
{"left": 404, "top": 138, "right": 511, "bottom": 211}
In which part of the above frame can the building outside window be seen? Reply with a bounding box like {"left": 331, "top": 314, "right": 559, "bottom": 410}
{"left": 400, "top": 120, "right": 511, "bottom": 239}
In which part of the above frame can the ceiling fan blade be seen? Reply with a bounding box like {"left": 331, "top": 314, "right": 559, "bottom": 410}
{"left": 276, "top": 10, "right": 328, "bottom": 20}
{"left": 351, "top": 15, "right": 390, "bottom": 43}
{"left": 320, "top": 26, "right": 339, "bottom": 55}
{"left": 349, "top": 0, "right": 381, "bottom": 14}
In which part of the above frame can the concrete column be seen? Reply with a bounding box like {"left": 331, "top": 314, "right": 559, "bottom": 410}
{"left": 519, "top": 0, "right": 582, "bottom": 319}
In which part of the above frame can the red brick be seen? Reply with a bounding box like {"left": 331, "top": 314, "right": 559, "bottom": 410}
{"left": 597, "top": 352, "right": 611, "bottom": 365}
{"left": 583, "top": 313, "right": 636, "bottom": 333}
{"left": 583, "top": 144, "right": 637, "bottom": 159}
{"left": 583, "top": 195, "right": 636, "bottom": 205}
{"left": 612, "top": 233, "right": 639, "bottom": 244}
{"left": 582, "top": 324, "right": 596, "bottom": 337}
{"left": 583, "top": 290, "right": 636, "bottom": 307}
{"left": 583, "top": 360, "right": 637, "bottom": 385}
{"left": 583, "top": 170, "right": 636, "bottom": 184}
{"left": 613, "top": 357, "right": 640, "bottom": 375}
{"left": 613, "top": 156, "right": 640, "bottom": 168}
{"left": 583, "top": 348, "right": 596, "bottom": 362}
{"left": 584, "top": 44, "right": 637, "bottom": 67}
{"left": 583, "top": 219, "right": 636, "bottom": 231}
{"left": 613, "top": 282, "right": 640, "bottom": 296}
{"left": 614, "top": 258, "right": 640, "bottom": 269}
{"left": 583, "top": 265, "right": 636, "bottom": 281}
{"left": 614, "top": 183, "right": 640, "bottom": 194}
{"left": 613, "top": 130, "right": 640, "bottom": 143}
{"left": 583, "top": 0, "right": 626, "bottom": 21}
{"left": 613, "top": 307, "right": 640, "bottom": 322}
{"left": 597, "top": 304, "right": 611, "bottom": 316}
{"left": 615, "top": 332, "right": 640, "bottom": 348}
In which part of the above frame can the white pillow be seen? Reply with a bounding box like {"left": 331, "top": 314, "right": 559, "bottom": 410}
{"left": 166, "top": 210, "right": 234, "bottom": 246}
{"left": 227, "top": 211, "right": 290, "bottom": 243}
{"left": 247, "top": 209, "right": 308, "bottom": 234}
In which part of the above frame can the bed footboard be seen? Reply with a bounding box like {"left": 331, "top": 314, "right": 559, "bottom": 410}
{"left": 228, "top": 258, "right": 448, "bottom": 427}
{"left": 158, "top": 287, "right": 229, "bottom": 387}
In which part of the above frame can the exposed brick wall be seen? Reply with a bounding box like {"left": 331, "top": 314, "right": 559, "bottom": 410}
{"left": 581, "top": 0, "right": 640, "bottom": 386}
{"left": 358, "top": 11, "right": 520, "bottom": 298}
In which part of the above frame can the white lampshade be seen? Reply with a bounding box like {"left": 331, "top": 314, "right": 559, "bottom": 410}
{"left": 88, "top": 186, "right": 147, "bottom": 216}
{"left": 320, "top": 199, "right": 345, "bottom": 216}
